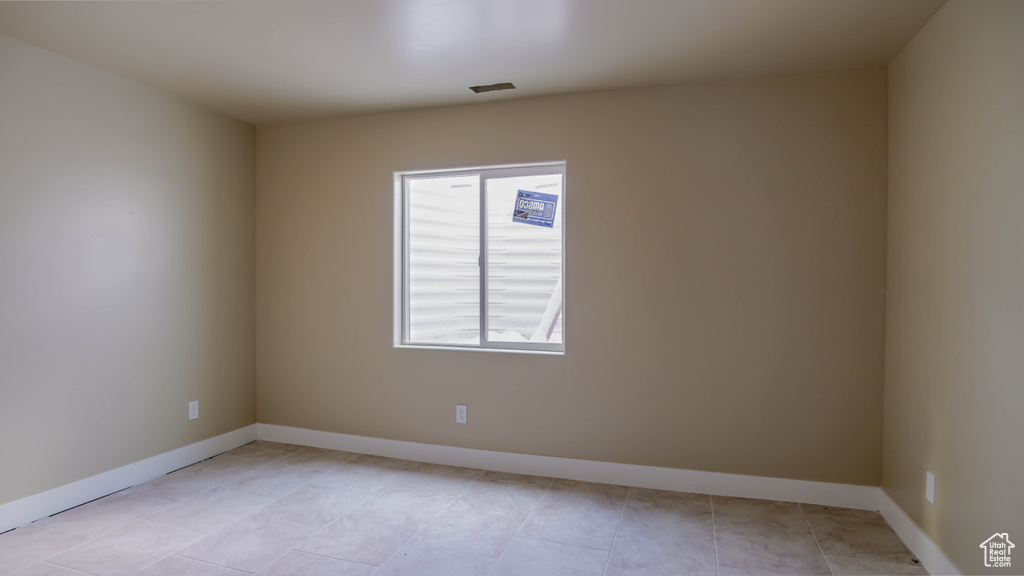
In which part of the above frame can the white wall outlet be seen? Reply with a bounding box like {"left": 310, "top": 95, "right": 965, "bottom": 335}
{"left": 456, "top": 404, "right": 467, "bottom": 424}
{"left": 926, "top": 471, "right": 936, "bottom": 503}
{"left": 188, "top": 400, "right": 199, "bottom": 421}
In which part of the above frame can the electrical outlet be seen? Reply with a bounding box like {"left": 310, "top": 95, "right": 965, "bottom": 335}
{"left": 189, "top": 400, "right": 199, "bottom": 421}
{"left": 456, "top": 404, "right": 467, "bottom": 424}
{"left": 926, "top": 471, "right": 936, "bottom": 503}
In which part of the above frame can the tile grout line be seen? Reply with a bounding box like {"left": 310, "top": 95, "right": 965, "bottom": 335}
{"left": 282, "top": 505, "right": 367, "bottom": 573}
{"left": 160, "top": 446, "right": 335, "bottom": 575}
{"left": 710, "top": 494, "right": 721, "bottom": 576}
{"left": 29, "top": 525, "right": 96, "bottom": 566}
{"left": 142, "top": 513, "right": 218, "bottom": 535}
{"left": 227, "top": 444, "right": 352, "bottom": 569}
{"left": 798, "top": 502, "right": 835, "bottom": 576}
{"left": 599, "top": 485, "right": 629, "bottom": 576}
{"left": 40, "top": 562, "right": 93, "bottom": 575}
{"left": 483, "top": 476, "right": 556, "bottom": 576}
{"left": 823, "top": 551, "right": 931, "bottom": 571}
{"left": 237, "top": 516, "right": 318, "bottom": 575}
{"left": 214, "top": 464, "right": 333, "bottom": 502}
{"left": 30, "top": 485, "right": 146, "bottom": 543}
{"left": 284, "top": 547, "right": 380, "bottom": 571}
{"left": 5, "top": 446, "right": 369, "bottom": 576}
{"left": 178, "top": 544, "right": 267, "bottom": 574}
{"left": 31, "top": 492, "right": 193, "bottom": 571}
{"left": 133, "top": 547, "right": 199, "bottom": 576}
{"left": 168, "top": 553, "right": 253, "bottom": 574}
{"left": 25, "top": 501, "right": 169, "bottom": 571}
{"left": 793, "top": 504, "right": 924, "bottom": 572}
{"left": 265, "top": 453, "right": 532, "bottom": 573}
{"left": 360, "top": 463, "right": 487, "bottom": 574}
{"left": 294, "top": 460, "right": 426, "bottom": 575}
{"left": 175, "top": 496, "right": 320, "bottom": 574}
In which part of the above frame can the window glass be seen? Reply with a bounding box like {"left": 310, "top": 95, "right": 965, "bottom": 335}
{"left": 407, "top": 175, "right": 479, "bottom": 345}
{"left": 485, "top": 173, "right": 563, "bottom": 344}
{"left": 399, "top": 163, "right": 564, "bottom": 353}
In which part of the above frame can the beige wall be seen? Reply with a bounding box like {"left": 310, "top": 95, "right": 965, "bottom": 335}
{"left": 0, "top": 33, "right": 256, "bottom": 506}
{"left": 256, "top": 68, "right": 888, "bottom": 485}
{"left": 884, "top": 1, "right": 1024, "bottom": 572}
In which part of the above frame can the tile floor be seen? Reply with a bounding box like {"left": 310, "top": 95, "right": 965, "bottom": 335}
{"left": 0, "top": 441, "right": 928, "bottom": 576}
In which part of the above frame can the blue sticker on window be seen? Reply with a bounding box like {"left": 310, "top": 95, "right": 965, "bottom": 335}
{"left": 513, "top": 190, "right": 558, "bottom": 228}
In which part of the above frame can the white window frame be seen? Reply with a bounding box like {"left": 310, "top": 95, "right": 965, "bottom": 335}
{"left": 394, "top": 162, "right": 566, "bottom": 354}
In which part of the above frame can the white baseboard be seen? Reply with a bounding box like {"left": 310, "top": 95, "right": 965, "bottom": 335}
{"left": 0, "top": 424, "right": 257, "bottom": 534}
{"left": 879, "top": 489, "right": 960, "bottom": 575}
{"left": 257, "top": 423, "right": 880, "bottom": 510}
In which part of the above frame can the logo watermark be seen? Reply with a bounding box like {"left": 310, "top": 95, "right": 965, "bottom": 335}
{"left": 980, "top": 533, "right": 1014, "bottom": 569}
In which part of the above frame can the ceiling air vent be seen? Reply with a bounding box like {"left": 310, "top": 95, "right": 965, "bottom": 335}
{"left": 469, "top": 82, "right": 516, "bottom": 94}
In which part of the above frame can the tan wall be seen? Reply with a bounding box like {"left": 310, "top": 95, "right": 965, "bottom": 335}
{"left": 0, "top": 33, "right": 256, "bottom": 506}
{"left": 884, "top": 1, "right": 1024, "bottom": 572}
{"left": 256, "top": 68, "right": 888, "bottom": 486}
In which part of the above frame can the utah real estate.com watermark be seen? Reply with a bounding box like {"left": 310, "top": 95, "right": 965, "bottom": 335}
{"left": 980, "top": 533, "right": 1014, "bottom": 569}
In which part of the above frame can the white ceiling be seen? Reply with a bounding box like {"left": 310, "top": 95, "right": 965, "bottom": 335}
{"left": 0, "top": 0, "right": 944, "bottom": 125}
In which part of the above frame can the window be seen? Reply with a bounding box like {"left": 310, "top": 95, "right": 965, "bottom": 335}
{"left": 395, "top": 163, "right": 565, "bottom": 353}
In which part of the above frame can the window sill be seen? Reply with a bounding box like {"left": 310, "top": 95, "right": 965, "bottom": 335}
{"left": 394, "top": 343, "right": 564, "bottom": 356}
